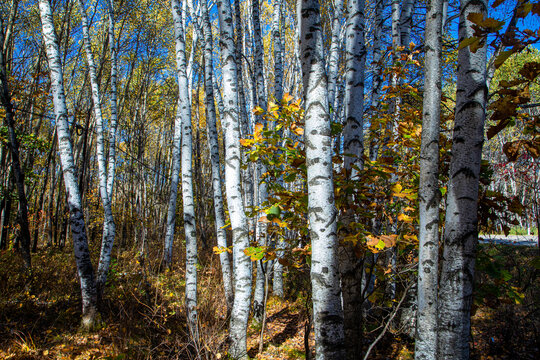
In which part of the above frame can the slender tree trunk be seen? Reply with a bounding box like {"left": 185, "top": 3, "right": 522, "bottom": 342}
{"left": 39, "top": 0, "right": 98, "bottom": 328}
{"left": 414, "top": 0, "right": 443, "bottom": 358}
{"left": 197, "top": 0, "right": 234, "bottom": 311}
{"left": 215, "top": 0, "right": 251, "bottom": 357}
{"left": 438, "top": 0, "right": 488, "bottom": 358}
{"left": 327, "top": 0, "right": 343, "bottom": 115}
{"left": 399, "top": 0, "right": 415, "bottom": 48}
{"left": 339, "top": 0, "right": 367, "bottom": 357}
{"left": 105, "top": 0, "right": 119, "bottom": 199}
{"left": 251, "top": 0, "right": 269, "bottom": 319}
{"left": 272, "top": 0, "right": 284, "bottom": 103}
{"left": 76, "top": 0, "right": 116, "bottom": 297}
{"left": 171, "top": 0, "right": 199, "bottom": 343}
{"left": 298, "top": 0, "right": 345, "bottom": 358}
{"left": 0, "top": 23, "right": 31, "bottom": 268}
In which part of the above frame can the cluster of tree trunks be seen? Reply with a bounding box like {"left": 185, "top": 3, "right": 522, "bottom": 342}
{"left": 0, "top": 0, "right": 530, "bottom": 359}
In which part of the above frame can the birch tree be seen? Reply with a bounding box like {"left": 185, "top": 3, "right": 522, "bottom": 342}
{"left": 327, "top": 0, "right": 343, "bottom": 117}
{"left": 38, "top": 0, "right": 98, "bottom": 328}
{"left": 438, "top": 0, "right": 488, "bottom": 358}
{"left": 340, "top": 0, "right": 366, "bottom": 357}
{"left": 105, "top": 0, "right": 119, "bottom": 198}
{"left": 251, "top": 0, "right": 269, "bottom": 319}
{"left": 214, "top": 0, "right": 251, "bottom": 357}
{"left": 298, "top": 0, "right": 345, "bottom": 357}
{"left": 196, "top": 0, "right": 234, "bottom": 310}
{"left": 171, "top": 0, "right": 199, "bottom": 343}
{"left": 272, "top": 0, "right": 283, "bottom": 103}
{"left": 76, "top": 0, "right": 116, "bottom": 296}
{"left": 414, "top": 0, "right": 443, "bottom": 358}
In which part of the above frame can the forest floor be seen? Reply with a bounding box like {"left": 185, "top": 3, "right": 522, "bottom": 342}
{"left": 0, "top": 241, "right": 538, "bottom": 360}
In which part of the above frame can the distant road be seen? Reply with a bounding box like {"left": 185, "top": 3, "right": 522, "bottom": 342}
{"left": 479, "top": 234, "right": 538, "bottom": 247}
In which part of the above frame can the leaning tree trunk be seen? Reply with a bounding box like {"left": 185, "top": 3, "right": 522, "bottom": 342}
{"left": 339, "top": 0, "right": 367, "bottom": 358}
{"left": 414, "top": 0, "right": 443, "bottom": 358}
{"left": 76, "top": 0, "right": 116, "bottom": 297}
{"left": 215, "top": 0, "right": 251, "bottom": 358}
{"left": 298, "top": 0, "right": 345, "bottom": 358}
{"left": 438, "top": 0, "right": 488, "bottom": 358}
{"left": 39, "top": 0, "right": 98, "bottom": 328}
{"left": 0, "top": 22, "right": 32, "bottom": 269}
{"left": 171, "top": 0, "right": 199, "bottom": 343}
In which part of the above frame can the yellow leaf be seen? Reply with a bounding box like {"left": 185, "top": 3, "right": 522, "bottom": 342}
{"left": 254, "top": 123, "right": 264, "bottom": 141}
{"left": 253, "top": 106, "right": 265, "bottom": 115}
{"left": 397, "top": 213, "right": 414, "bottom": 223}
{"left": 239, "top": 139, "right": 252, "bottom": 147}
{"left": 282, "top": 93, "right": 293, "bottom": 103}
{"left": 291, "top": 124, "right": 304, "bottom": 136}
{"left": 404, "top": 234, "right": 418, "bottom": 242}
{"left": 380, "top": 235, "right": 397, "bottom": 247}
{"left": 391, "top": 183, "right": 403, "bottom": 193}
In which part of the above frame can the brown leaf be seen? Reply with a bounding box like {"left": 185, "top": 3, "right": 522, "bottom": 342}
{"left": 503, "top": 141, "right": 522, "bottom": 162}
{"left": 487, "top": 118, "right": 511, "bottom": 140}
{"left": 523, "top": 139, "right": 540, "bottom": 158}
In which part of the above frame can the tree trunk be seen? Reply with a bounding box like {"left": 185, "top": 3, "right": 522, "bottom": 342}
{"left": 414, "top": 0, "right": 443, "bottom": 358}
{"left": 39, "top": 0, "right": 98, "bottom": 328}
{"left": 171, "top": 0, "right": 199, "bottom": 343}
{"left": 215, "top": 0, "right": 251, "bottom": 357}
{"left": 105, "top": 0, "right": 119, "bottom": 199}
{"left": 196, "top": 0, "right": 234, "bottom": 311}
{"left": 298, "top": 0, "right": 345, "bottom": 358}
{"left": 340, "top": 0, "right": 367, "bottom": 357}
{"left": 438, "top": 0, "right": 488, "bottom": 358}
{"left": 76, "top": 0, "right": 116, "bottom": 297}
{"left": 0, "top": 21, "right": 32, "bottom": 269}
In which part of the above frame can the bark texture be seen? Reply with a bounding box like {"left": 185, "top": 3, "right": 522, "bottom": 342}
{"left": 171, "top": 0, "right": 199, "bottom": 342}
{"left": 438, "top": 0, "right": 488, "bottom": 358}
{"left": 215, "top": 0, "right": 251, "bottom": 358}
{"left": 298, "top": 0, "right": 345, "bottom": 358}
{"left": 39, "top": 0, "right": 98, "bottom": 327}
{"left": 415, "top": 0, "right": 443, "bottom": 358}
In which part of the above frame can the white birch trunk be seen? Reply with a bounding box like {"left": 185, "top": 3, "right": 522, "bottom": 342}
{"left": 272, "top": 0, "right": 284, "bottom": 103}
{"left": 399, "top": 0, "right": 415, "bottom": 48}
{"left": 438, "top": 0, "right": 488, "bottom": 358}
{"left": 298, "top": 0, "right": 345, "bottom": 357}
{"left": 340, "top": 0, "right": 366, "bottom": 358}
{"left": 251, "top": 0, "right": 268, "bottom": 319}
{"left": 76, "top": 0, "right": 116, "bottom": 296}
{"left": 198, "top": 0, "right": 234, "bottom": 310}
{"left": 105, "top": 0, "right": 118, "bottom": 199}
{"left": 414, "top": 0, "right": 443, "bottom": 358}
{"left": 39, "top": 0, "right": 98, "bottom": 327}
{"left": 171, "top": 0, "right": 199, "bottom": 343}
{"left": 215, "top": 0, "right": 251, "bottom": 357}
{"left": 327, "top": 0, "right": 343, "bottom": 115}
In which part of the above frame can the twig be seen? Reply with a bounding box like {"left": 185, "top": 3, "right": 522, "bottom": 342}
{"left": 363, "top": 281, "right": 413, "bottom": 360}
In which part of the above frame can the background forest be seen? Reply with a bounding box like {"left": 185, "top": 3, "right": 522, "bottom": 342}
{"left": 0, "top": 0, "right": 539, "bottom": 359}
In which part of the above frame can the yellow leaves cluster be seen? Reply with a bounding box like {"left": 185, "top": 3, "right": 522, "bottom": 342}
{"left": 391, "top": 183, "right": 416, "bottom": 201}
